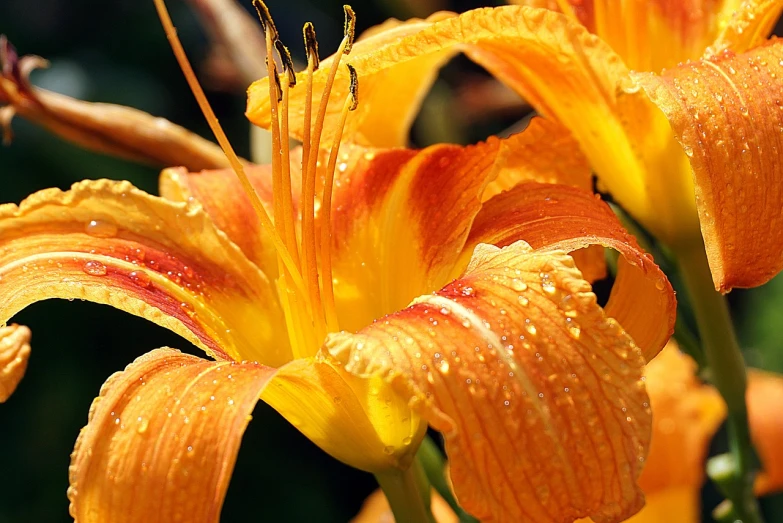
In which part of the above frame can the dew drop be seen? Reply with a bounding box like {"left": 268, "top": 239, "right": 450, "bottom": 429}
{"left": 383, "top": 445, "right": 395, "bottom": 455}
{"left": 83, "top": 260, "right": 108, "bottom": 276}
{"left": 402, "top": 436, "right": 413, "bottom": 445}
{"left": 85, "top": 220, "right": 118, "bottom": 238}
{"left": 129, "top": 270, "right": 152, "bottom": 288}
{"left": 683, "top": 145, "right": 694, "bottom": 157}
{"left": 136, "top": 417, "right": 149, "bottom": 434}
{"left": 510, "top": 279, "right": 528, "bottom": 292}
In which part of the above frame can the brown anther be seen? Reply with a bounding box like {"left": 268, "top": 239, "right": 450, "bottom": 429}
{"left": 274, "top": 40, "right": 296, "bottom": 87}
{"left": 269, "top": 61, "right": 283, "bottom": 102}
{"left": 252, "top": 0, "right": 279, "bottom": 42}
{"left": 342, "top": 6, "right": 356, "bottom": 54}
{"left": 303, "top": 22, "right": 319, "bottom": 71}
{"left": 346, "top": 63, "right": 358, "bottom": 111}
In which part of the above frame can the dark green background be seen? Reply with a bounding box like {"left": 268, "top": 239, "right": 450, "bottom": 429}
{"left": 2, "top": 0, "right": 783, "bottom": 521}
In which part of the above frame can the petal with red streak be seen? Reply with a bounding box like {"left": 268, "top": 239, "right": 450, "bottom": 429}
{"left": 67, "top": 348, "right": 275, "bottom": 523}
{"left": 0, "top": 179, "right": 290, "bottom": 366}
{"left": 327, "top": 129, "right": 565, "bottom": 333}
{"left": 463, "top": 182, "right": 676, "bottom": 361}
{"left": 250, "top": 6, "right": 697, "bottom": 244}
{"left": 327, "top": 241, "right": 651, "bottom": 523}
{"left": 635, "top": 40, "right": 783, "bottom": 291}
{"left": 0, "top": 324, "right": 31, "bottom": 402}
{"left": 159, "top": 158, "right": 301, "bottom": 279}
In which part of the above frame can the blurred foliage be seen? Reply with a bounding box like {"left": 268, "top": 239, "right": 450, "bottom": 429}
{"left": 2, "top": 0, "right": 783, "bottom": 522}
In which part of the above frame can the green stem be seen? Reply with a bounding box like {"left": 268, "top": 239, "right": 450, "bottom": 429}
{"left": 418, "top": 436, "right": 479, "bottom": 522}
{"left": 675, "top": 239, "right": 762, "bottom": 523}
{"left": 375, "top": 460, "right": 435, "bottom": 523}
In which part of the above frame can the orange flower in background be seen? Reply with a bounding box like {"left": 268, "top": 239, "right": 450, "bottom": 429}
{"left": 0, "top": 2, "right": 681, "bottom": 522}
{"left": 619, "top": 343, "right": 783, "bottom": 523}
{"left": 248, "top": 0, "right": 783, "bottom": 292}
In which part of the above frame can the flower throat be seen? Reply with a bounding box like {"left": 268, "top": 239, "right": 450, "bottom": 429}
{"left": 154, "top": 0, "right": 358, "bottom": 360}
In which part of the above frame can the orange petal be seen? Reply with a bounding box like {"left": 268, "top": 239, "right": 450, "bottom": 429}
{"left": 326, "top": 127, "right": 569, "bottom": 333}
{"left": 708, "top": 0, "right": 783, "bottom": 57}
{"left": 481, "top": 117, "right": 593, "bottom": 202}
{"left": 159, "top": 160, "right": 299, "bottom": 278}
{"left": 327, "top": 241, "right": 651, "bottom": 522}
{"left": 634, "top": 40, "right": 783, "bottom": 291}
{"left": 513, "top": 0, "right": 757, "bottom": 71}
{"left": 639, "top": 343, "right": 726, "bottom": 495}
{"left": 463, "top": 182, "right": 676, "bottom": 361}
{"left": 247, "top": 12, "right": 458, "bottom": 147}
{"left": 620, "top": 487, "right": 700, "bottom": 523}
{"left": 250, "top": 6, "right": 699, "bottom": 244}
{"left": 67, "top": 348, "right": 275, "bottom": 522}
{"left": 0, "top": 39, "right": 228, "bottom": 170}
{"left": 0, "top": 324, "right": 31, "bottom": 402}
{"left": 748, "top": 369, "right": 783, "bottom": 495}
{"left": 351, "top": 488, "right": 458, "bottom": 523}
{"left": 0, "top": 180, "right": 290, "bottom": 365}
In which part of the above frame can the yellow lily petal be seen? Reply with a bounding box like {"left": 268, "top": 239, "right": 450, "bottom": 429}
{"left": 634, "top": 40, "right": 783, "bottom": 291}
{"left": 708, "top": 0, "right": 783, "bottom": 56}
{"left": 0, "top": 324, "right": 31, "bottom": 402}
{"left": 0, "top": 38, "right": 228, "bottom": 170}
{"left": 352, "top": 488, "right": 458, "bottom": 523}
{"left": 249, "top": 6, "right": 698, "bottom": 244}
{"left": 260, "top": 357, "right": 423, "bottom": 473}
{"left": 247, "top": 12, "right": 457, "bottom": 147}
{"left": 68, "top": 348, "right": 275, "bottom": 523}
{"left": 0, "top": 179, "right": 290, "bottom": 365}
{"left": 328, "top": 241, "right": 651, "bottom": 522}
{"left": 463, "top": 182, "right": 676, "bottom": 361}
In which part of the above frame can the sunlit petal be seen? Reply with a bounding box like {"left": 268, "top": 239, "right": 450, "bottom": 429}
{"left": 67, "top": 348, "right": 275, "bottom": 523}
{"left": 463, "top": 183, "right": 676, "bottom": 361}
{"left": 328, "top": 241, "right": 650, "bottom": 522}
{"left": 247, "top": 12, "right": 457, "bottom": 147}
{"left": 708, "top": 0, "right": 783, "bottom": 56}
{"left": 634, "top": 40, "right": 783, "bottom": 291}
{"left": 0, "top": 324, "right": 31, "bottom": 402}
{"left": 260, "top": 357, "right": 423, "bottom": 473}
{"left": 0, "top": 180, "right": 289, "bottom": 365}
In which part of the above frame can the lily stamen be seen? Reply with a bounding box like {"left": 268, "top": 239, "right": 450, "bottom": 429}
{"left": 320, "top": 63, "right": 358, "bottom": 332}
{"left": 152, "top": 0, "right": 306, "bottom": 302}
{"left": 300, "top": 5, "right": 355, "bottom": 337}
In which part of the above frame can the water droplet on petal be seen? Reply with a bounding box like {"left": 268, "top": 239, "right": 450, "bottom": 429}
{"left": 83, "top": 260, "right": 107, "bottom": 276}
{"left": 129, "top": 270, "right": 152, "bottom": 288}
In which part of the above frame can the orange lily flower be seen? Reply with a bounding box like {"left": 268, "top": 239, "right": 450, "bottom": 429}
{"left": 0, "top": 4, "right": 679, "bottom": 522}
{"left": 248, "top": 1, "right": 783, "bottom": 292}
{"left": 621, "top": 342, "right": 783, "bottom": 522}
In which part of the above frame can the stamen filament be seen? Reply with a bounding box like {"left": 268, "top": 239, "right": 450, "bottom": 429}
{"left": 320, "top": 64, "right": 358, "bottom": 332}
{"left": 276, "top": 41, "right": 300, "bottom": 267}
{"left": 153, "top": 0, "right": 306, "bottom": 300}
{"left": 300, "top": 28, "right": 352, "bottom": 337}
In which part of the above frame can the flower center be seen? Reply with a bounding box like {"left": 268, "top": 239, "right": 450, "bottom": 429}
{"left": 255, "top": 1, "right": 357, "bottom": 359}
{"left": 155, "top": 0, "right": 357, "bottom": 361}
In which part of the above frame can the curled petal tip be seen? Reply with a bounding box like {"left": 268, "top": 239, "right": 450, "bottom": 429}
{"left": 0, "top": 324, "right": 31, "bottom": 402}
